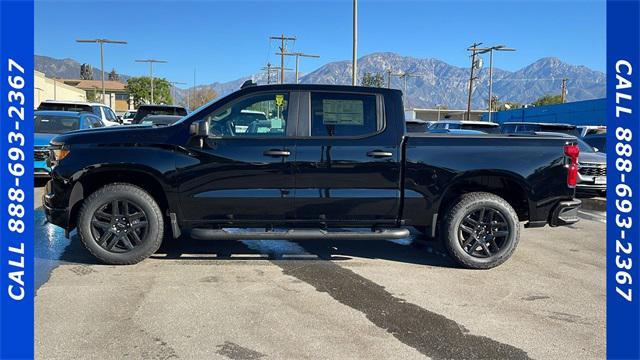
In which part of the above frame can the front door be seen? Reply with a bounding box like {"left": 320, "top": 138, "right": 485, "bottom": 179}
{"left": 178, "top": 91, "right": 297, "bottom": 226}
{"left": 293, "top": 91, "right": 402, "bottom": 226}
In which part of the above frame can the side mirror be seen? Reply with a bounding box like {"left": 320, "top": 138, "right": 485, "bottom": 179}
{"left": 594, "top": 147, "right": 599, "bottom": 152}
{"left": 189, "top": 119, "right": 209, "bottom": 137}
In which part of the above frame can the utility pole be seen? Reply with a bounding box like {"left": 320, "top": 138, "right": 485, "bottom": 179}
{"left": 466, "top": 42, "right": 483, "bottom": 120}
{"left": 398, "top": 71, "right": 420, "bottom": 110}
{"left": 135, "top": 59, "right": 167, "bottom": 104}
{"left": 76, "top": 38, "right": 127, "bottom": 103}
{"left": 352, "top": 0, "right": 358, "bottom": 86}
{"left": 261, "top": 63, "right": 273, "bottom": 84}
{"left": 561, "top": 78, "right": 568, "bottom": 103}
{"left": 169, "top": 81, "right": 186, "bottom": 105}
{"left": 386, "top": 69, "right": 392, "bottom": 88}
{"left": 277, "top": 52, "right": 320, "bottom": 84}
{"left": 477, "top": 45, "right": 516, "bottom": 122}
{"left": 270, "top": 34, "right": 296, "bottom": 84}
{"left": 262, "top": 63, "right": 292, "bottom": 84}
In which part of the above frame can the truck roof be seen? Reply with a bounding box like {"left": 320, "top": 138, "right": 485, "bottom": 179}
{"left": 503, "top": 122, "right": 577, "bottom": 128}
{"left": 436, "top": 120, "right": 500, "bottom": 127}
{"left": 39, "top": 100, "right": 109, "bottom": 107}
{"left": 237, "top": 83, "right": 404, "bottom": 95}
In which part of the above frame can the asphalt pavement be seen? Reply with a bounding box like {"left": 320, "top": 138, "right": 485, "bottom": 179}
{"left": 33, "top": 185, "right": 605, "bottom": 359}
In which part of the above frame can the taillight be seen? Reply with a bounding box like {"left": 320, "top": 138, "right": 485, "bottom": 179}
{"left": 564, "top": 144, "right": 579, "bottom": 187}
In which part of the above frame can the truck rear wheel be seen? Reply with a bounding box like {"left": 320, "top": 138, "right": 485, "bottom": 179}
{"left": 77, "top": 183, "right": 164, "bottom": 265}
{"left": 442, "top": 192, "right": 520, "bottom": 269}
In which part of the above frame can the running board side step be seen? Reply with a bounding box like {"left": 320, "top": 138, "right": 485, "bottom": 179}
{"left": 190, "top": 228, "right": 411, "bottom": 241}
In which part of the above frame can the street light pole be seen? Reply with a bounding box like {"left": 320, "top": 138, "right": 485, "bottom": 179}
{"left": 76, "top": 39, "right": 127, "bottom": 103}
{"left": 135, "top": 59, "right": 167, "bottom": 104}
{"left": 169, "top": 81, "right": 186, "bottom": 105}
{"left": 477, "top": 45, "right": 516, "bottom": 121}
{"left": 352, "top": 0, "right": 358, "bottom": 86}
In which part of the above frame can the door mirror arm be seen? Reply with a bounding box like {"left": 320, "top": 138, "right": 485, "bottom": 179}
{"left": 190, "top": 119, "right": 210, "bottom": 137}
{"left": 189, "top": 119, "right": 210, "bottom": 147}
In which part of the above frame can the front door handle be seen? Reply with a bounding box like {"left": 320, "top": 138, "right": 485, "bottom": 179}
{"left": 263, "top": 149, "right": 291, "bottom": 157}
{"left": 367, "top": 150, "right": 393, "bottom": 158}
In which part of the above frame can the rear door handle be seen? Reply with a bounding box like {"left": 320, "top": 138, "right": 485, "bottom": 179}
{"left": 367, "top": 150, "right": 393, "bottom": 158}
{"left": 263, "top": 149, "right": 291, "bottom": 157}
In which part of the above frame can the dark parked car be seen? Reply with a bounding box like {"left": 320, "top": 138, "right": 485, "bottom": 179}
{"left": 501, "top": 122, "right": 581, "bottom": 137}
{"left": 44, "top": 84, "right": 581, "bottom": 269}
{"left": 139, "top": 115, "right": 183, "bottom": 127}
{"left": 583, "top": 133, "right": 606, "bottom": 153}
{"left": 429, "top": 120, "right": 501, "bottom": 133}
{"left": 405, "top": 119, "right": 430, "bottom": 133}
{"left": 131, "top": 105, "right": 187, "bottom": 124}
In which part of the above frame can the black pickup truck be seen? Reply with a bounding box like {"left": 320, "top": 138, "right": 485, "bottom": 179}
{"left": 44, "top": 84, "right": 581, "bottom": 269}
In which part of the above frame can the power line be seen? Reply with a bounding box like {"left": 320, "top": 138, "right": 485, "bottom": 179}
{"left": 466, "top": 42, "right": 482, "bottom": 120}
{"left": 561, "top": 78, "right": 569, "bottom": 103}
{"left": 261, "top": 63, "right": 293, "bottom": 84}
{"left": 276, "top": 52, "right": 320, "bottom": 84}
{"left": 269, "top": 34, "right": 296, "bottom": 84}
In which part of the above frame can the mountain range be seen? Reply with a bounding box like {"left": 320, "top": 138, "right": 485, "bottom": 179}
{"left": 35, "top": 53, "right": 605, "bottom": 109}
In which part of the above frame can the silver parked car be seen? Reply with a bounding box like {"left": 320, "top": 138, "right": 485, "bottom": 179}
{"left": 536, "top": 132, "right": 606, "bottom": 195}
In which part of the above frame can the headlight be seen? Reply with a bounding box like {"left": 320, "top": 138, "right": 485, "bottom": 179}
{"left": 49, "top": 144, "right": 70, "bottom": 162}
{"left": 52, "top": 148, "right": 70, "bottom": 160}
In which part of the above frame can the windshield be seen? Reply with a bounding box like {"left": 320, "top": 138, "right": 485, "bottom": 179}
{"left": 576, "top": 138, "right": 595, "bottom": 153}
{"left": 460, "top": 124, "right": 499, "bottom": 133}
{"left": 35, "top": 115, "right": 80, "bottom": 134}
{"left": 133, "top": 106, "right": 187, "bottom": 123}
{"left": 38, "top": 103, "right": 92, "bottom": 113}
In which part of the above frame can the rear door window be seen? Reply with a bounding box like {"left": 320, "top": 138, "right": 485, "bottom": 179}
{"left": 310, "top": 92, "right": 380, "bottom": 137}
{"left": 103, "top": 107, "right": 117, "bottom": 122}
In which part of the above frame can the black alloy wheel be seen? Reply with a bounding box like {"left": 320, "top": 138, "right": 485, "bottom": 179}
{"left": 90, "top": 199, "right": 149, "bottom": 253}
{"left": 457, "top": 207, "right": 510, "bottom": 258}
{"left": 442, "top": 192, "right": 520, "bottom": 269}
{"left": 78, "top": 183, "right": 164, "bottom": 265}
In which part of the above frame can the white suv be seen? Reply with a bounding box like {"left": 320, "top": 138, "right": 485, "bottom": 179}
{"left": 37, "top": 100, "right": 120, "bottom": 126}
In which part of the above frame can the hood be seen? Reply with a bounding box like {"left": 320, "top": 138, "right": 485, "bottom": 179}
{"left": 50, "top": 123, "right": 185, "bottom": 146}
{"left": 35, "top": 133, "right": 58, "bottom": 147}
{"left": 579, "top": 151, "right": 606, "bottom": 164}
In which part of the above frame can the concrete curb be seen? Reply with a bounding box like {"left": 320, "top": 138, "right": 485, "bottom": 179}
{"left": 580, "top": 197, "right": 606, "bottom": 212}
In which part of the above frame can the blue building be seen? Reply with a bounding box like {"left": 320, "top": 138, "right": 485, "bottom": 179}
{"left": 482, "top": 98, "right": 606, "bottom": 126}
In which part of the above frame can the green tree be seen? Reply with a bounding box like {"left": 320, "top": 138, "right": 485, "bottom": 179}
{"left": 185, "top": 87, "right": 218, "bottom": 110}
{"left": 108, "top": 68, "right": 119, "bottom": 81}
{"left": 126, "top": 76, "right": 172, "bottom": 106}
{"left": 80, "top": 64, "right": 93, "bottom": 80}
{"left": 532, "top": 94, "right": 563, "bottom": 107}
{"left": 361, "top": 72, "right": 385, "bottom": 87}
{"left": 497, "top": 101, "right": 523, "bottom": 111}
{"left": 86, "top": 88, "right": 99, "bottom": 102}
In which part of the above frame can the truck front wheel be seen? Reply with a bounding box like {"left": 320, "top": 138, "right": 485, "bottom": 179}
{"left": 442, "top": 192, "right": 520, "bottom": 269}
{"left": 77, "top": 183, "right": 164, "bottom": 265}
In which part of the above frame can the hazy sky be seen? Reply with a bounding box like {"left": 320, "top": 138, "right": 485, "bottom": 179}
{"left": 35, "top": 0, "right": 606, "bottom": 87}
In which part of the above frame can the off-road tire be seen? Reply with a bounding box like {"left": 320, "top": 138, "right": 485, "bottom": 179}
{"left": 442, "top": 192, "right": 520, "bottom": 269}
{"left": 77, "top": 183, "right": 164, "bottom": 265}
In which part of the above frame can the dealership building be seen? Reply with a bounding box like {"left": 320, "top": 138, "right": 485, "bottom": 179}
{"left": 481, "top": 98, "right": 606, "bottom": 126}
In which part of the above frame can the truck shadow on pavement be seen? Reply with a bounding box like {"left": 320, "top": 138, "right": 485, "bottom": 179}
{"left": 154, "top": 234, "right": 457, "bottom": 267}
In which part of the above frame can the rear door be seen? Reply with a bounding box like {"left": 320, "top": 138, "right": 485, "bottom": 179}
{"left": 293, "top": 91, "right": 402, "bottom": 225}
